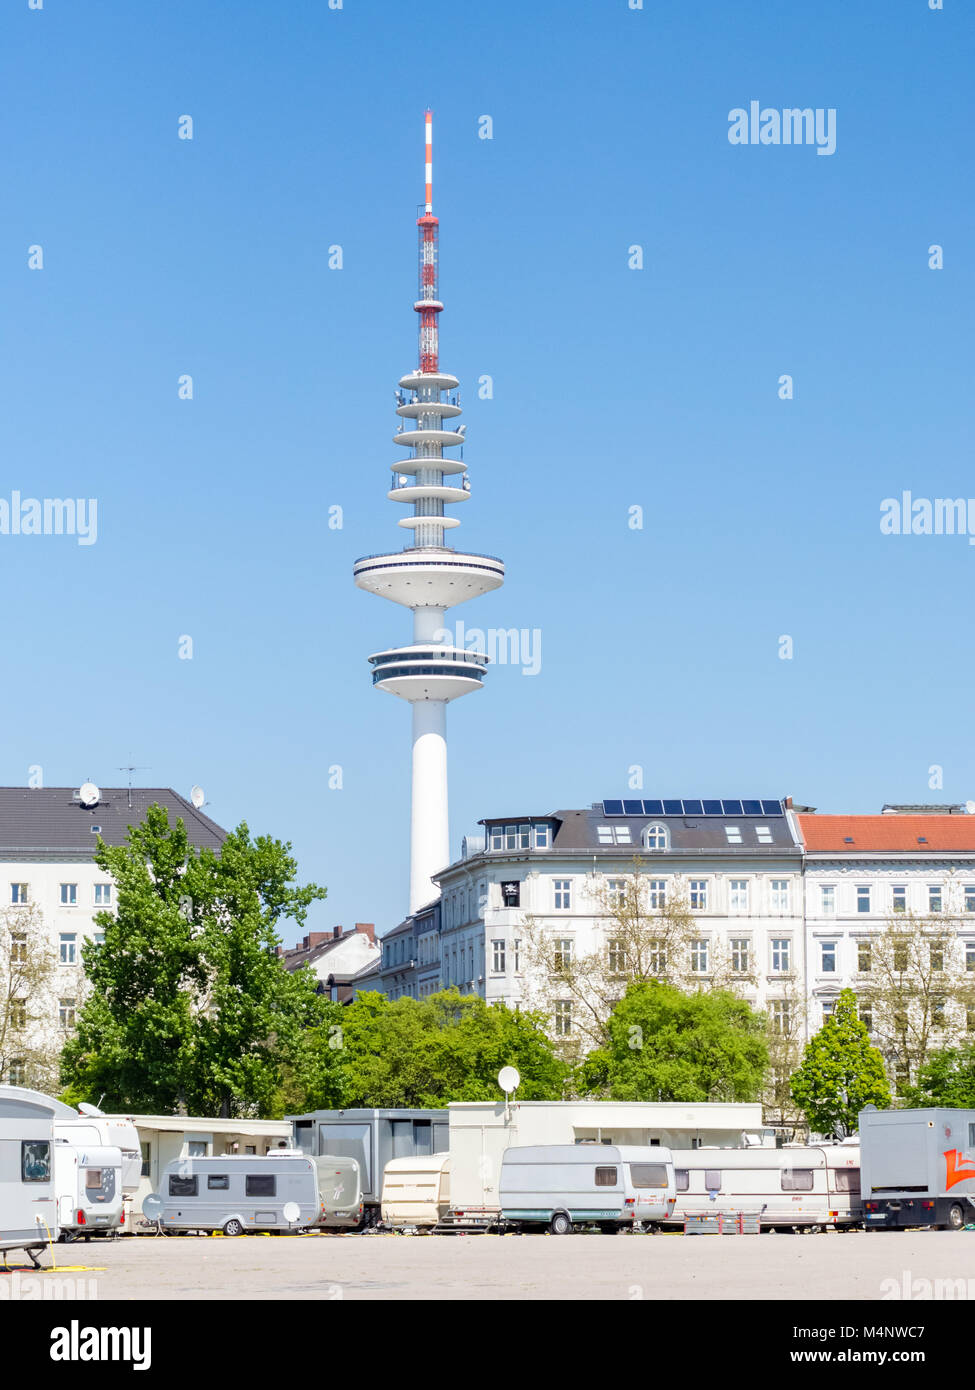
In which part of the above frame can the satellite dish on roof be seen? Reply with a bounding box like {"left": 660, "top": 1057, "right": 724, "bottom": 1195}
{"left": 79, "top": 782, "right": 100, "bottom": 808}
{"left": 78, "top": 1102, "right": 105, "bottom": 1117}
{"left": 190, "top": 786, "right": 205, "bottom": 809}
{"left": 966, "top": 801, "right": 975, "bottom": 815}
{"left": 498, "top": 1066, "right": 520, "bottom": 1095}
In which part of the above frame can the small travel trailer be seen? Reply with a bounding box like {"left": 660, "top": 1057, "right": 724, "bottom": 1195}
{"left": 667, "top": 1142, "right": 862, "bottom": 1230}
{"left": 381, "top": 1153, "right": 450, "bottom": 1230}
{"left": 54, "top": 1107, "right": 141, "bottom": 1214}
{"left": 150, "top": 1152, "right": 358, "bottom": 1235}
{"left": 0, "top": 1084, "right": 60, "bottom": 1264}
{"left": 53, "top": 1142, "right": 125, "bottom": 1240}
{"left": 499, "top": 1144, "right": 676, "bottom": 1233}
{"left": 311, "top": 1154, "right": 363, "bottom": 1229}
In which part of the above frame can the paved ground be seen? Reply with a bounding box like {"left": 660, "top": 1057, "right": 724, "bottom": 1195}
{"left": 6, "top": 1229, "right": 974, "bottom": 1300}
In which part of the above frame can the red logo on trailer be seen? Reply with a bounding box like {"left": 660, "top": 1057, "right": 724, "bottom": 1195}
{"left": 944, "top": 1150, "right": 975, "bottom": 1190}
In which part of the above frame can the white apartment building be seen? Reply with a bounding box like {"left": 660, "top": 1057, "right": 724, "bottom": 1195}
{"left": 0, "top": 785, "right": 226, "bottom": 1087}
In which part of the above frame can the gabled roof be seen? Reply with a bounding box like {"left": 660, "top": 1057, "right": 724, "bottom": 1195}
{"left": 798, "top": 814, "right": 975, "bottom": 853}
{"left": 0, "top": 787, "right": 226, "bottom": 855}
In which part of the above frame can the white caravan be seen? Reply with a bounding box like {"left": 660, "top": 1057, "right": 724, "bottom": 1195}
{"left": 381, "top": 1153, "right": 450, "bottom": 1230}
{"left": 0, "top": 1085, "right": 60, "bottom": 1264}
{"left": 151, "top": 1152, "right": 351, "bottom": 1235}
{"left": 668, "top": 1142, "right": 862, "bottom": 1230}
{"left": 54, "top": 1142, "right": 125, "bottom": 1240}
{"left": 54, "top": 1106, "right": 141, "bottom": 1216}
{"left": 499, "top": 1144, "right": 676, "bottom": 1234}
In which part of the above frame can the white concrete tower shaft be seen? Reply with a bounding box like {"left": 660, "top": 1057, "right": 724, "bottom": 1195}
{"left": 353, "top": 111, "right": 505, "bottom": 913}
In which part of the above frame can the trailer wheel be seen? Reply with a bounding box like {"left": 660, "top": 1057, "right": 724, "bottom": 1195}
{"left": 947, "top": 1204, "right": 965, "bottom": 1231}
{"left": 223, "top": 1218, "right": 244, "bottom": 1237}
{"left": 549, "top": 1212, "right": 573, "bottom": 1236}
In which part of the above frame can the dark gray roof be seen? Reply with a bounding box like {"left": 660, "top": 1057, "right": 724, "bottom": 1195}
{"left": 547, "top": 807, "right": 799, "bottom": 853}
{"left": 0, "top": 787, "right": 226, "bottom": 856}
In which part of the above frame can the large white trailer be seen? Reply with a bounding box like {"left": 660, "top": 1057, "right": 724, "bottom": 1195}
{"left": 668, "top": 1142, "right": 862, "bottom": 1230}
{"left": 0, "top": 1084, "right": 60, "bottom": 1264}
{"left": 860, "top": 1106, "right": 975, "bottom": 1231}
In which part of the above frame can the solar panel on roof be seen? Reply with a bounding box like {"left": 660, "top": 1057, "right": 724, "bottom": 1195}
{"left": 702, "top": 800, "right": 723, "bottom": 815}
{"left": 602, "top": 800, "right": 624, "bottom": 816}
{"left": 742, "top": 800, "right": 763, "bottom": 816}
{"left": 662, "top": 799, "right": 682, "bottom": 815}
{"left": 761, "top": 799, "right": 783, "bottom": 816}
{"left": 623, "top": 800, "right": 643, "bottom": 815}
{"left": 642, "top": 799, "right": 663, "bottom": 816}
{"left": 722, "top": 799, "right": 744, "bottom": 816}
{"left": 682, "top": 799, "right": 703, "bottom": 816}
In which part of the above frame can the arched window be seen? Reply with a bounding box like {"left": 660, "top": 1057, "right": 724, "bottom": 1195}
{"left": 643, "top": 823, "right": 669, "bottom": 851}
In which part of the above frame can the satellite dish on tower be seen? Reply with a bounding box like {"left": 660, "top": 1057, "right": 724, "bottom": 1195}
{"left": 78, "top": 782, "right": 100, "bottom": 808}
{"left": 190, "top": 786, "right": 206, "bottom": 809}
{"left": 498, "top": 1066, "right": 520, "bottom": 1096}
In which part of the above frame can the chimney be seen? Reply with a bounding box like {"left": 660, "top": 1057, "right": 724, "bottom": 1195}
{"left": 355, "top": 922, "right": 376, "bottom": 943}
{"left": 333, "top": 926, "right": 342, "bottom": 939}
{"left": 306, "top": 932, "right": 330, "bottom": 949}
{"left": 302, "top": 936, "right": 310, "bottom": 951}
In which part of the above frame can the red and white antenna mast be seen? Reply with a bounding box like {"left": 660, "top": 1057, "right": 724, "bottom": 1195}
{"left": 415, "top": 108, "right": 441, "bottom": 373}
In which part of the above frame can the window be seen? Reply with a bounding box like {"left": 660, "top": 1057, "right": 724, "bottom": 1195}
{"left": 534, "top": 823, "right": 550, "bottom": 850}
{"left": 731, "top": 939, "right": 750, "bottom": 974}
{"left": 893, "top": 940, "right": 909, "bottom": 973}
{"left": 10, "top": 1000, "right": 27, "bottom": 1029}
{"left": 729, "top": 880, "right": 749, "bottom": 914}
{"left": 930, "top": 942, "right": 945, "bottom": 972}
{"left": 140, "top": 1143, "right": 151, "bottom": 1177}
{"left": 10, "top": 883, "right": 28, "bottom": 904}
{"left": 770, "top": 880, "right": 790, "bottom": 913}
{"left": 169, "top": 1174, "right": 198, "bottom": 1197}
{"left": 10, "top": 933, "right": 27, "bottom": 964}
{"left": 630, "top": 1164, "right": 669, "bottom": 1189}
{"left": 822, "top": 1001, "right": 835, "bottom": 1020}
{"left": 892, "top": 885, "right": 907, "bottom": 914}
{"left": 608, "top": 938, "right": 627, "bottom": 973}
{"left": 59, "top": 933, "right": 77, "bottom": 965}
{"left": 208, "top": 1175, "right": 230, "bottom": 1190}
{"left": 553, "top": 939, "right": 573, "bottom": 971}
{"left": 648, "top": 941, "right": 667, "bottom": 976}
{"left": 492, "top": 940, "right": 506, "bottom": 973}
{"left": 513, "top": 939, "right": 521, "bottom": 973}
{"left": 704, "top": 1170, "right": 721, "bottom": 1192}
{"left": 966, "top": 943, "right": 975, "bottom": 973}
{"left": 594, "top": 1166, "right": 619, "bottom": 1187}
{"left": 821, "top": 942, "right": 837, "bottom": 974}
{"left": 929, "top": 885, "right": 943, "bottom": 913}
{"left": 858, "top": 940, "right": 872, "bottom": 974}
{"left": 932, "top": 995, "right": 947, "bottom": 1025}
{"left": 820, "top": 885, "right": 835, "bottom": 915}
{"left": 675, "top": 1169, "right": 689, "bottom": 1192}
{"left": 554, "top": 1000, "right": 572, "bottom": 1036}
{"left": 85, "top": 1169, "right": 104, "bottom": 1192}
{"left": 93, "top": 883, "right": 112, "bottom": 905}
{"left": 769, "top": 1000, "right": 792, "bottom": 1035}
{"left": 965, "top": 886, "right": 975, "bottom": 914}
{"left": 21, "top": 1140, "right": 51, "bottom": 1183}
{"left": 690, "top": 939, "right": 709, "bottom": 974}
{"left": 501, "top": 881, "right": 520, "bottom": 908}
{"left": 60, "top": 883, "right": 77, "bottom": 906}
{"left": 607, "top": 879, "right": 627, "bottom": 908}
{"left": 755, "top": 825, "right": 773, "bottom": 844}
{"left": 856, "top": 885, "right": 871, "bottom": 914}
{"left": 187, "top": 1141, "right": 207, "bottom": 1159}
{"left": 689, "top": 880, "right": 708, "bottom": 910}
{"left": 245, "top": 1174, "right": 276, "bottom": 1197}
{"left": 554, "top": 880, "right": 572, "bottom": 911}
{"left": 597, "top": 825, "right": 631, "bottom": 845}
{"left": 725, "top": 826, "right": 743, "bottom": 845}
{"left": 782, "top": 1168, "right": 814, "bottom": 1192}
{"left": 648, "top": 879, "right": 666, "bottom": 909}
{"left": 59, "top": 998, "right": 76, "bottom": 1029}
{"left": 93, "top": 932, "right": 105, "bottom": 947}
{"left": 858, "top": 999, "right": 873, "bottom": 1032}
{"left": 490, "top": 824, "right": 530, "bottom": 851}
{"left": 770, "top": 939, "right": 791, "bottom": 973}
{"left": 643, "top": 824, "right": 668, "bottom": 850}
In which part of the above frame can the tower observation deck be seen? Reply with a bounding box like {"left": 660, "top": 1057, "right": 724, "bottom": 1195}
{"left": 353, "top": 111, "right": 505, "bottom": 914}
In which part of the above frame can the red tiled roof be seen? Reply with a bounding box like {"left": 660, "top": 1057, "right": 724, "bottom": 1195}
{"left": 798, "top": 814, "right": 975, "bottom": 853}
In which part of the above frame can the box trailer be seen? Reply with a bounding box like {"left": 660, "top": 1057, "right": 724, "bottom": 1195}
{"left": 668, "top": 1141, "right": 862, "bottom": 1230}
{"left": 860, "top": 1106, "right": 975, "bottom": 1231}
{"left": 54, "top": 1142, "right": 125, "bottom": 1240}
{"left": 499, "top": 1144, "right": 676, "bottom": 1233}
{"left": 0, "top": 1084, "right": 60, "bottom": 1264}
{"left": 381, "top": 1153, "right": 450, "bottom": 1230}
{"left": 288, "top": 1108, "right": 449, "bottom": 1225}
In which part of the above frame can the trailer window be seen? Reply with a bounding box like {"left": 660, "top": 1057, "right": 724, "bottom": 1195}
{"left": 208, "top": 1174, "right": 230, "bottom": 1190}
{"left": 630, "top": 1164, "right": 669, "bottom": 1189}
{"left": 245, "top": 1174, "right": 276, "bottom": 1197}
{"left": 832, "top": 1168, "right": 860, "bottom": 1194}
{"left": 169, "top": 1174, "right": 198, "bottom": 1197}
{"left": 676, "top": 1169, "right": 689, "bottom": 1192}
{"left": 21, "top": 1140, "right": 51, "bottom": 1183}
{"left": 594, "top": 1166, "right": 618, "bottom": 1187}
{"left": 781, "top": 1168, "right": 814, "bottom": 1192}
{"left": 704, "top": 1170, "right": 721, "bottom": 1191}
{"left": 85, "top": 1169, "right": 103, "bottom": 1190}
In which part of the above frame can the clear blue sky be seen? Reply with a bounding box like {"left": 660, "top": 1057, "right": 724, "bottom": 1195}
{"left": 2, "top": 0, "right": 972, "bottom": 942}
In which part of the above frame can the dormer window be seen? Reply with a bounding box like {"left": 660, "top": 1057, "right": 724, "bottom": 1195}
{"left": 643, "top": 824, "right": 668, "bottom": 851}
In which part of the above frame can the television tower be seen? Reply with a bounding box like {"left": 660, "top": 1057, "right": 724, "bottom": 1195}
{"left": 353, "top": 111, "right": 505, "bottom": 914}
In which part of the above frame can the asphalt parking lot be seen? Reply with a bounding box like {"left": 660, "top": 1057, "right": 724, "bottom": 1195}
{"left": 6, "top": 1229, "right": 974, "bottom": 1300}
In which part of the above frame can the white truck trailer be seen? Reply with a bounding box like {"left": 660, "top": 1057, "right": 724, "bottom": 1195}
{"left": 860, "top": 1106, "right": 975, "bottom": 1231}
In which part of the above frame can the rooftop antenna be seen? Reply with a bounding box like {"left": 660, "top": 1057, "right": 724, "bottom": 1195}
{"left": 118, "top": 762, "right": 149, "bottom": 810}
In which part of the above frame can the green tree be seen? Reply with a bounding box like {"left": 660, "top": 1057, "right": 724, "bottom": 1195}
{"left": 60, "top": 804, "right": 338, "bottom": 1116}
{"left": 575, "top": 980, "right": 768, "bottom": 1102}
{"left": 333, "top": 990, "right": 568, "bottom": 1107}
{"left": 903, "top": 1041, "right": 975, "bottom": 1108}
{"left": 789, "top": 989, "right": 891, "bottom": 1137}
